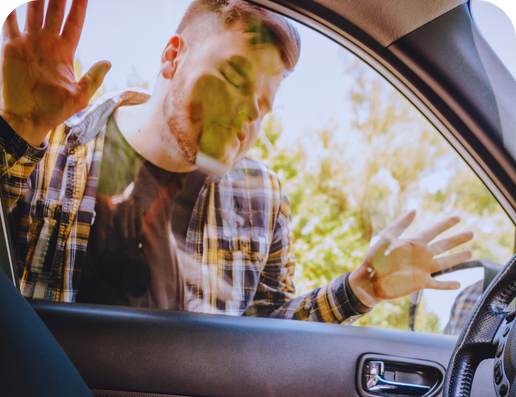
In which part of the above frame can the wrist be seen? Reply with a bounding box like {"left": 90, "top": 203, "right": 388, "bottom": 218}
{"left": 344, "top": 272, "right": 372, "bottom": 314}
{"left": 348, "top": 265, "right": 381, "bottom": 308}
{"left": 0, "top": 111, "right": 49, "bottom": 147}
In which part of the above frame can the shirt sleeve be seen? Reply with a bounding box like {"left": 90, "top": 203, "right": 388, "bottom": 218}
{"left": 247, "top": 187, "right": 371, "bottom": 324}
{"left": 443, "top": 280, "right": 483, "bottom": 335}
{"left": 0, "top": 116, "right": 48, "bottom": 211}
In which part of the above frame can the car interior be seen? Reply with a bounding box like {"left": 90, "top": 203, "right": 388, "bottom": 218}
{"left": 1, "top": 0, "right": 516, "bottom": 396}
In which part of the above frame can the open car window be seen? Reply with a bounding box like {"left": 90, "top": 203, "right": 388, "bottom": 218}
{"left": 1, "top": 0, "right": 514, "bottom": 334}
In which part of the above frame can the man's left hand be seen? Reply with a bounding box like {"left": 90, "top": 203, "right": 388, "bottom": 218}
{"left": 348, "top": 210, "right": 474, "bottom": 308}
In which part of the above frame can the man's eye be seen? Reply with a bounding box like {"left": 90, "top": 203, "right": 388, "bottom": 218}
{"left": 221, "top": 71, "right": 241, "bottom": 89}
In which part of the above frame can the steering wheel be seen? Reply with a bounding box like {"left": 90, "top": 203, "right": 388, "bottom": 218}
{"left": 443, "top": 254, "right": 516, "bottom": 397}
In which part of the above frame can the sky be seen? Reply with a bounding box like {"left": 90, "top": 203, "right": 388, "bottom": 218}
{"left": 471, "top": 0, "right": 516, "bottom": 78}
{"left": 0, "top": 0, "right": 515, "bottom": 330}
{"left": 1, "top": 0, "right": 514, "bottom": 144}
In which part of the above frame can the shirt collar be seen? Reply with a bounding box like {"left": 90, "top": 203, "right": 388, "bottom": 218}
{"left": 64, "top": 88, "right": 151, "bottom": 151}
{"left": 63, "top": 87, "right": 248, "bottom": 182}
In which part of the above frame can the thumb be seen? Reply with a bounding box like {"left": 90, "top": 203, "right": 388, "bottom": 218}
{"left": 78, "top": 60, "right": 112, "bottom": 102}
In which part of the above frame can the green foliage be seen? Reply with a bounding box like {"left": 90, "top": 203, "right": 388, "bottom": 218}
{"left": 356, "top": 297, "right": 411, "bottom": 330}
{"left": 250, "top": 55, "right": 514, "bottom": 333}
{"left": 354, "top": 296, "right": 441, "bottom": 334}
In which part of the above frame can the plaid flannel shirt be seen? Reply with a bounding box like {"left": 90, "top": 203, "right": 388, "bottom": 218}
{"left": 0, "top": 89, "right": 368, "bottom": 323}
{"left": 443, "top": 280, "right": 483, "bottom": 335}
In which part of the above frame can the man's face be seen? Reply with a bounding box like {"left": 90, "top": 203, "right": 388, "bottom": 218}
{"left": 162, "top": 22, "right": 285, "bottom": 174}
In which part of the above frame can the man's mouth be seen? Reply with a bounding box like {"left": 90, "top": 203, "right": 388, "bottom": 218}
{"left": 223, "top": 125, "right": 245, "bottom": 143}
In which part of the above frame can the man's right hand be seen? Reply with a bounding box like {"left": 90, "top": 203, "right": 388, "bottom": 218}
{"left": 0, "top": 0, "right": 110, "bottom": 147}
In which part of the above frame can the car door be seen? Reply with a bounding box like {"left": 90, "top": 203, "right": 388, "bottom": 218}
{"left": 1, "top": 0, "right": 515, "bottom": 396}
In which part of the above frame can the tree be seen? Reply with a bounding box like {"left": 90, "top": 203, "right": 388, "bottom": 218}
{"left": 248, "top": 54, "right": 514, "bottom": 333}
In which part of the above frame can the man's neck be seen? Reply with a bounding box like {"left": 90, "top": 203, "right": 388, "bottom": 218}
{"left": 115, "top": 101, "right": 197, "bottom": 173}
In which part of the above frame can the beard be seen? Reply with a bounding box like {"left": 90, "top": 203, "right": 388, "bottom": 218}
{"left": 166, "top": 117, "right": 198, "bottom": 165}
{"left": 164, "top": 99, "right": 237, "bottom": 174}
{"left": 164, "top": 98, "right": 202, "bottom": 166}
{"left": 162, "top": 75, "right": 242, "bottom": 174}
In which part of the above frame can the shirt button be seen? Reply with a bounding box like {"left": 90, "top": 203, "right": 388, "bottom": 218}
{"left": 242, "top": 239, "right": 248, "bottom": 248}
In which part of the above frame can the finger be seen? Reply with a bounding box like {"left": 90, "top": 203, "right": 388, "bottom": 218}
{"left": 379, "top": 210, "right": 416, "bottom": 241}
{"left": 26, "top": 1, "right": 44, "bottom": 32}
{"left": 62, "top": 0, "right": 87, "bottom": 47}
{"left": 426, "top": 277, "right": 460, "bottom": 290}
{"left": 428, "top": 231, "right": 474, "bottom": 255}
{"left": 44, "top": 0, "right": 66, "bottom": 34}
{"left": 416, "top": 215, "right": 460, "bottom": 244}
{"left": 383, "top": 239, "right": 408, "bottom": 256}
{"left": 430, "top": 249, "right": 473, "bottom": 273}
{"left": 2, "top": 9, "right": 20, "bottom": 40}
{"left": 77, "top": 60, "right": 111, "bottom": 105}
{"left": 370, "top": 240, "right": 391, "bottom": 259}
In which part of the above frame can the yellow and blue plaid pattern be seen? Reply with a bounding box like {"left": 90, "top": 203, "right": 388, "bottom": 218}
{"left": 0, "top": 89, "right": 367, "bottom": 323}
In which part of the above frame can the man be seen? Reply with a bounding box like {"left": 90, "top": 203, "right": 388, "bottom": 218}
{"left": 0, "top": 0, "right": 473, "bottom": 322}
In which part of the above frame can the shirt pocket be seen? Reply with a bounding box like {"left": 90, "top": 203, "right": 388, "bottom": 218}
{"left": 26, "top": 201, "right": 61, "bottom": 268}
{"left": 219, "top": 235, "right": 268, "bottom": 265}
{"left": 217, "top": 235, "right": 268, "bottom": 303}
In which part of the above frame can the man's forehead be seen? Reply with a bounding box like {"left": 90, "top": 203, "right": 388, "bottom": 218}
{"left": 181, "top": 18, "right": 285, "bottom": 80}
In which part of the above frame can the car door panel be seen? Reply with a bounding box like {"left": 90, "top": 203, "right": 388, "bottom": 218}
{"left": 31, "top": 301, "right": 494, "bottom": 397}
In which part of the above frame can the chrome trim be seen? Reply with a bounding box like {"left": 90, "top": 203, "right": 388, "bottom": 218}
{"left": 0, "top": 192, "right": 16, "bottom": 287}
{"left": 364, "top": 360, "right": 431, "bottom": 396}
{"left": 249, "top": 0, "right": 516, "bottom": 223}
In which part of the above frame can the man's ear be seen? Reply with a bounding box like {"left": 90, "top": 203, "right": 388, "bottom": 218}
{"left": 161, "top": 35, "right": 186, "bottom": 80}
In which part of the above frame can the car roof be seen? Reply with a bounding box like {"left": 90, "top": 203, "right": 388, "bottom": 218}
{"left": 308, "top": 0, "right": 466, "bottom": 46}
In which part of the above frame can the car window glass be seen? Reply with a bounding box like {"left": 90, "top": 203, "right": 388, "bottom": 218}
{"left": 5, "top": 0, "right": 515, "bottom": 332}
{"left": 427, "top": 267, "right": 485, "bottom": 335}
{"left": 471, "top": 0, "right": 516, "bottom": 80}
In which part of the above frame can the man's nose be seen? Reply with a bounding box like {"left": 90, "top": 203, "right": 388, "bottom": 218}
{"left": 238, "top": 95, "right": 260, "bottom": 122}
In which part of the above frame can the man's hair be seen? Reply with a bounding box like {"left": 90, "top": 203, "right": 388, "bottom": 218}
{"left": 177, "top": 0, "right": 301, "bottom": 73}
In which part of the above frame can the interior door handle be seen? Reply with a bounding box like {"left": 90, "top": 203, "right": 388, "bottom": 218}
{"left": 364, "top": 361, "right": 431, "bottom": 396}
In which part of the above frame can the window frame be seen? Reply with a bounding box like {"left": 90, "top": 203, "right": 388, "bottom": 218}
{"left": 251, "top": 0, "right": 516, "bottom": 226}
